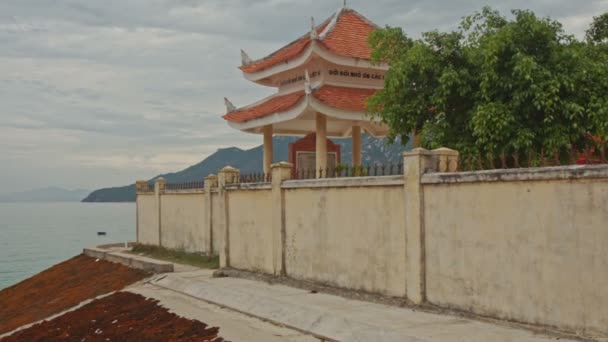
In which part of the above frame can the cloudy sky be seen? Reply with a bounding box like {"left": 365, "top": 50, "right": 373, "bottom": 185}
{"left": 0, "top": 0, "right": 606, "bottom": 193}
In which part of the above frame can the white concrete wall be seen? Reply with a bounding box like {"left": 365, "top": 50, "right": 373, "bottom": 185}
{"left": 160, "top": 193, "right": 206, "bottom": 253}
{"left": 227, "top": 189, "right": 274, "bottom": 273}
{"left": 424, "top": 178, "right": 608, "bottom": 335}
{"left": 284, "top": 185, "right": 406, "bottom": 297}
{"left": 136, "top": 194, "right": 158, "bottom": 245}
{"left": 136, "top": 190, "right": 221, "bottom": 255}
{"left": 136, "top": 163, "right": 608, "bottom": 336}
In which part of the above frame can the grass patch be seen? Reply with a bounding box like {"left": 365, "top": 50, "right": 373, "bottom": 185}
{"left": 130, "top": 244, "right": 219, "bottom": 269}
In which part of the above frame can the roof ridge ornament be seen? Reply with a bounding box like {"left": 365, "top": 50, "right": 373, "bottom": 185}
{"left": 304, "top": 70, "right": 312, "bottom": 95}
{"left": 224, "top": 97, "right": 237, "bottom": 113}
{"left": 240, "top": 49, "right": 253, "bottom": 66}
{"left": 310, "top": 17, "right": 318, "bottom": 39}
{"left": 319, "top": 7, "right": 344, "bottom": 40}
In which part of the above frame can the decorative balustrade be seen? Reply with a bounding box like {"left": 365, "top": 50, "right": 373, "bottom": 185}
{"left": 294, "top": 162, "right": 404, "bottom": 180}
{"left": 238, "top": 173, "right": 272, "bottom": 184}
{"left": 460, "top": 148, "right": 607, "bottom": 172}
{"left": 165, "top": 181, "right": 205, "bottom": 191}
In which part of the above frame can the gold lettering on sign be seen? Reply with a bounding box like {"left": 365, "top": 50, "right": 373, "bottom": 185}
{"left": 280, "top": 71, "right": 321, "bottom": 86}
{"left": 328, "top": 68, "right": 384, "bottom": 80}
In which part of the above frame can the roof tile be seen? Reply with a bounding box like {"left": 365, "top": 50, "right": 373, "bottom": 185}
{"left": 223, "top": 85, "right": 377, "bottom": 123}
{"left": 239, "top": 22, "right": 329, "bottom": 73}
{"left": 313, "top": 85, "right": 377, "bottom": 111}
{"left": 240, "top": 9, "right": 376, "bottom": 73}
{"left": 318, "top": 11, "right": 376, "bottom": 60}
{"left": 223, "top": 91, "right": 306, "bottom": 123}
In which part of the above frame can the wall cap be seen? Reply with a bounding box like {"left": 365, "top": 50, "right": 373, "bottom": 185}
{"left": 403, "top": 148, "right": 432, "bottom": 157}
{"left": 136, "top": 180, "right": 153, "bottom": 193}
{"left": 271, "top": 161, "right": 294, "bottom": 169}
{"left": 282, "top": 175, "right": 403, "bottom": 189}
{"left": 219, "top": 166, "right": 240, "bottom": 173}
{"left": 422, "top": 164, "right": 608, "bottom": 184}
{"left": 431, "top": 147, "right": 459, "bottom": 156}
{"left": 155, "top": 177, "right": 166, "bottom": 192}
{"left": 226, "top": 183, "right": 272, "bottom": 191}
{"left": 163, "top": 189, "right": 205, "bottom": 194}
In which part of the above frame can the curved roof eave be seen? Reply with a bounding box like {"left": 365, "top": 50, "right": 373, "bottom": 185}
{"left": 242, "top": 41, "right": 388, "bottom": 84}
{"left": 226, "top": 94, "right": 388, "bottom": 137}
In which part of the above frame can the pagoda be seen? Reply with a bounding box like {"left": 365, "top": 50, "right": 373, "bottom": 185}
{"left": 223, "top": 6, "right": 389, "bottom": 176}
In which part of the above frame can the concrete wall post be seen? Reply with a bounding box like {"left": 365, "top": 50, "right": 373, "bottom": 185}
{"left": 263, "top": 125, "right": 274, "bottom": 175}
{"left": 218, "top": 166, "right": 240, "bottom": 268}
{"left": 352, "top": 125, "right": 362, "bottom": 167}
{"left": 315, "top": 113, "right": 327, "bottom": 178}
{"left": 204, "top": 174, "right": 218, "bottom": 255}
{"left": 403, "top": 147, "right": 459, "bottom": 304}
{"left": 154, "top": 177, "right": 166, "bottom": 247}
{"left": 403, "top": 149, "right": 433, "bottom": 304}
{"left": 271, "top": 162, "right": 293, "bottom": 276}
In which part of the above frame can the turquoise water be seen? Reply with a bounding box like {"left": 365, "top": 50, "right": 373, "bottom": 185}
{"left": 0, "top": 202, "right": 135, "bottom": 290}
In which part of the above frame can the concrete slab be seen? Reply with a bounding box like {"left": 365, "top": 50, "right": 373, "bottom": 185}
{"left": 119, "top": 253, "right": 173, "bottom": 273}
{"left": 83, "top": 247, "right": 174, "bottom": 273}
{"left": 104, "top": 252, "right": 133, "bottom": 267}
{"left": 82, "top": 247, "right": 107, "bottom": 260}
{"left": 127, "top": 284, "right": 317, "bottom": 342}
{"left": 150, "top": 273, "right": 578, "bottom": 342}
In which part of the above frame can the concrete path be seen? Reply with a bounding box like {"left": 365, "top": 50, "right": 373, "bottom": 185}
{"left": 140, "top": 271, "right": 573, "bottom": 342}
{"left": 128, "top": 284, "right": 316, "bottom": 342}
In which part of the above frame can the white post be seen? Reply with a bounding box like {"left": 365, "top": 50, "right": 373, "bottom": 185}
{"left": 271, "top": 162, "right": 293, "bottom": 276}
{"left": 263, "top": 125, "right": 273, "bottom": 175}
{"left": 217, "top": 166, "right": 240, "bottom": 269}
{"left": 352, "top": 125, "right": 362, "bottom": 175}
{"left": 154, "top": 177, "right": 166, "bottom": 247}
{"left": 403, "top": 149, "right": 432, "bottom": 304}
{"left": 316, "top": 113, "right": 327, "bottom": 178}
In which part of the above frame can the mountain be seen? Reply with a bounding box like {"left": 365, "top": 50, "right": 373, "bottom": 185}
{"left": 0, "top": 187, "right": 90, "bottom": 203}
{"left": 82, "top": 135, "right": 412, "bottom": 203}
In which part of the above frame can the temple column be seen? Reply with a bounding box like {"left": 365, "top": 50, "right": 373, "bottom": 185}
{"left": 263, "top": 125, "right": 273, "bottom": 175}
{"left": 352, "top": 125, "right": 362, "bottom": 167}
{"left": 315, "top": 113, "right": 327, "bottom": 178}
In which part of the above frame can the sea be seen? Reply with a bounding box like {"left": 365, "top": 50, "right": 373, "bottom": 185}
{"left": 0, "top": 202, "right": 135, "bottom": 290}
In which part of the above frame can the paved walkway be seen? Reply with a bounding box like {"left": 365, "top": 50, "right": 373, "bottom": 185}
{"left": 128, "top": 283, "right": 315, "bottom": 342}
{"left": 131, "top": 269, "right": 574, "bottom": 342}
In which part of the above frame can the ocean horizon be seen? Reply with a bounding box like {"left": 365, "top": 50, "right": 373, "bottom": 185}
{"left": 0, "top": 202, "right": 135, "bottom": 290}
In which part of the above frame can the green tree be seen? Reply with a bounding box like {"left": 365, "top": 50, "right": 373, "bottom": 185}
{"left": 586, "top": 13, "right": 608, "bottom": 44}
{"left": 368, "top": 7, "right": 608, "bottom": 167}
{"left": 584, "top": 13, "right": 608, "bottom": 161}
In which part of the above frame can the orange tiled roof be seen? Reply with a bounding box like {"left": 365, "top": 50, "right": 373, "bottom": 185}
{"left": 223, "top": 86, "right": 377, "bottom": 123}
{"left": 0, "top": 255, "right": 148, "bottom": 335}
{"left": 223, "top": 91, "right": 306, "bottom": 123}
{"left": 240, "top": 9, "right": 377, "bottom": 73}
{"left": 313, "top": 85, "right": 377, "bottom": 111}
{"left": 318, "top": 11, "right": 376, "bottom": 60}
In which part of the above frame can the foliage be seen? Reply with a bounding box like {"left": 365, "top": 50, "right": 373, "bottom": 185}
{"left": 130, "top": 244, "right": 219, "bottom": 269}
{"left": 368, "top": 7, "right": 608, "bottom": 167}
{"left": 586, "top": 13, "right": 608, "bottom": 43}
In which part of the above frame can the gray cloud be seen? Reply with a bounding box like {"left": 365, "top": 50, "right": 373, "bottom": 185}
{"left": 0, "top": 0, "right": 605, "bottom": 193}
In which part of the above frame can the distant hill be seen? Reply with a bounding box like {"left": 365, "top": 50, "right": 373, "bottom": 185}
{"left": 82, "top": 135, "right": 411, "bottom": 203}
{"left": 0, "top": 187, "right": 90, "bottom": 203}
